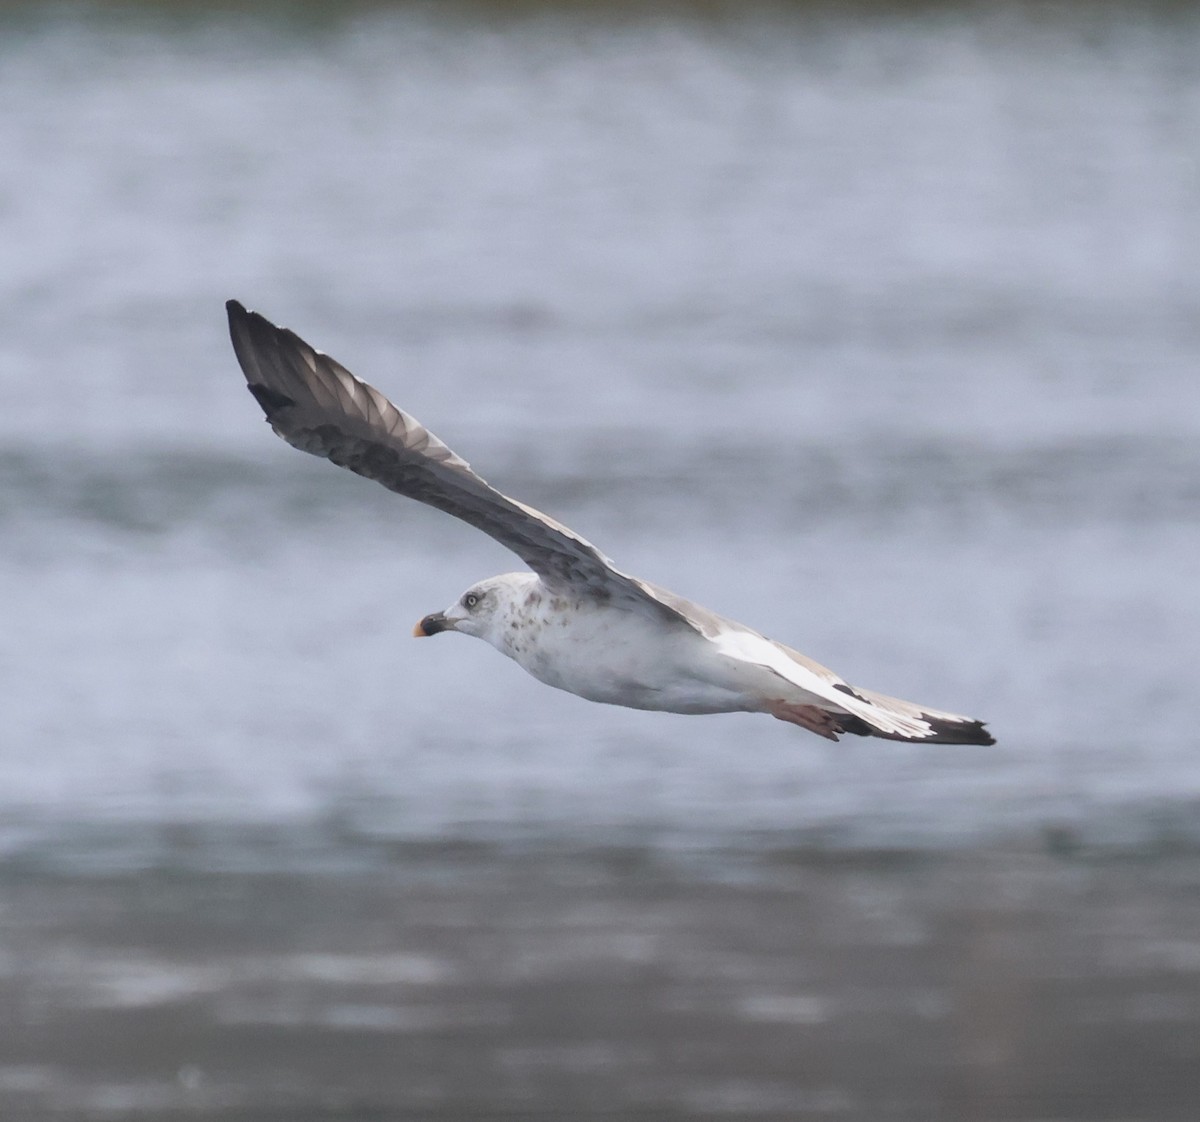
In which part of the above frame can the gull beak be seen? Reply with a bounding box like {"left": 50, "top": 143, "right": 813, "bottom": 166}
{"left": 413, "top": 611, "right": 452, "bottom": 637}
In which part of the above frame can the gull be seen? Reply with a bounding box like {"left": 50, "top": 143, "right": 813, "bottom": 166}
{"left": 226, "top": 301, "right": 994, "bottom": 745}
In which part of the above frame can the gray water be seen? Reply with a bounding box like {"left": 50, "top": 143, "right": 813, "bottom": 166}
{"left": 4, "top": 1, "right": 1198, "bottom": 865}
{"left": 3, "top": 3, "right": 1200, "bottom": 1118}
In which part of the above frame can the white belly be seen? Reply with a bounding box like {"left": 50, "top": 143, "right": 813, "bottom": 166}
{"left": 496, "top": 598, "right": 764, "bottom": 714}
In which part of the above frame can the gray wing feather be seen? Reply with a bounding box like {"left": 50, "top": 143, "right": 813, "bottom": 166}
{"left": 227, "top": 300, "right": 695, "bottom": 624}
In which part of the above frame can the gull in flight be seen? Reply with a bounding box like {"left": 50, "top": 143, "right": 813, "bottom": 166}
{"left": 227, "top": 301, "right": 994, "bottom": 745}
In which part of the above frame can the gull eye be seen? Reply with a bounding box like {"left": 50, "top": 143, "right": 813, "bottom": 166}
{"left": 463, "top": 593, "right": 480, "bottom": 609}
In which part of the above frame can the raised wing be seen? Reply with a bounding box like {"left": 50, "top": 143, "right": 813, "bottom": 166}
{"left": 226, "top": 300, "right": 691, "bottom": 622}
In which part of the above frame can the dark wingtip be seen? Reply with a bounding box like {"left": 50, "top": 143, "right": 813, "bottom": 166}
{"left": 838, "top": 713, "right": 996, "bottom": 746}
{"left": 227, "top": 299, "right": 271, "bottom": 340}
{"left": 928, "top": 717, "right": 996, "bottom": 746}
{"left": 227, "top": 300, "right": 288, "bottom": 400}
{"left": 226, "top": 299, "right": 250, "bottom": 331}
{"left": 966, "top": 726, "right": 996, "bottom": 747}
{"left": 247, "top": 382, "right": 296, "bottom": 414}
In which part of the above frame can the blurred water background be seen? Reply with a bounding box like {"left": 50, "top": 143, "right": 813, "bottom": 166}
{"left": 2, "top": 1, "right": 1199, "bottom": 1118}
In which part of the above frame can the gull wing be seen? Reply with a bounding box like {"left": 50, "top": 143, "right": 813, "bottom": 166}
{"left": 712, "top": 623, "right": 995, "bottom": 744}
{"left": 633, "top": 581, "right": 993, "bottom": 743}
{"left": 227, "top": 300, "right": 691, "bottom": 622}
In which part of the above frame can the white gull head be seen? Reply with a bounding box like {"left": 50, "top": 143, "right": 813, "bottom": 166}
{"left": 413, "top": 572, "right": 539, "bottom": 649}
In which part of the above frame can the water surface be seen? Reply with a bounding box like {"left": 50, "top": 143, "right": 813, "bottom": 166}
{"left": 1, "top": 0, "right": 1198, "bottom": 862}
